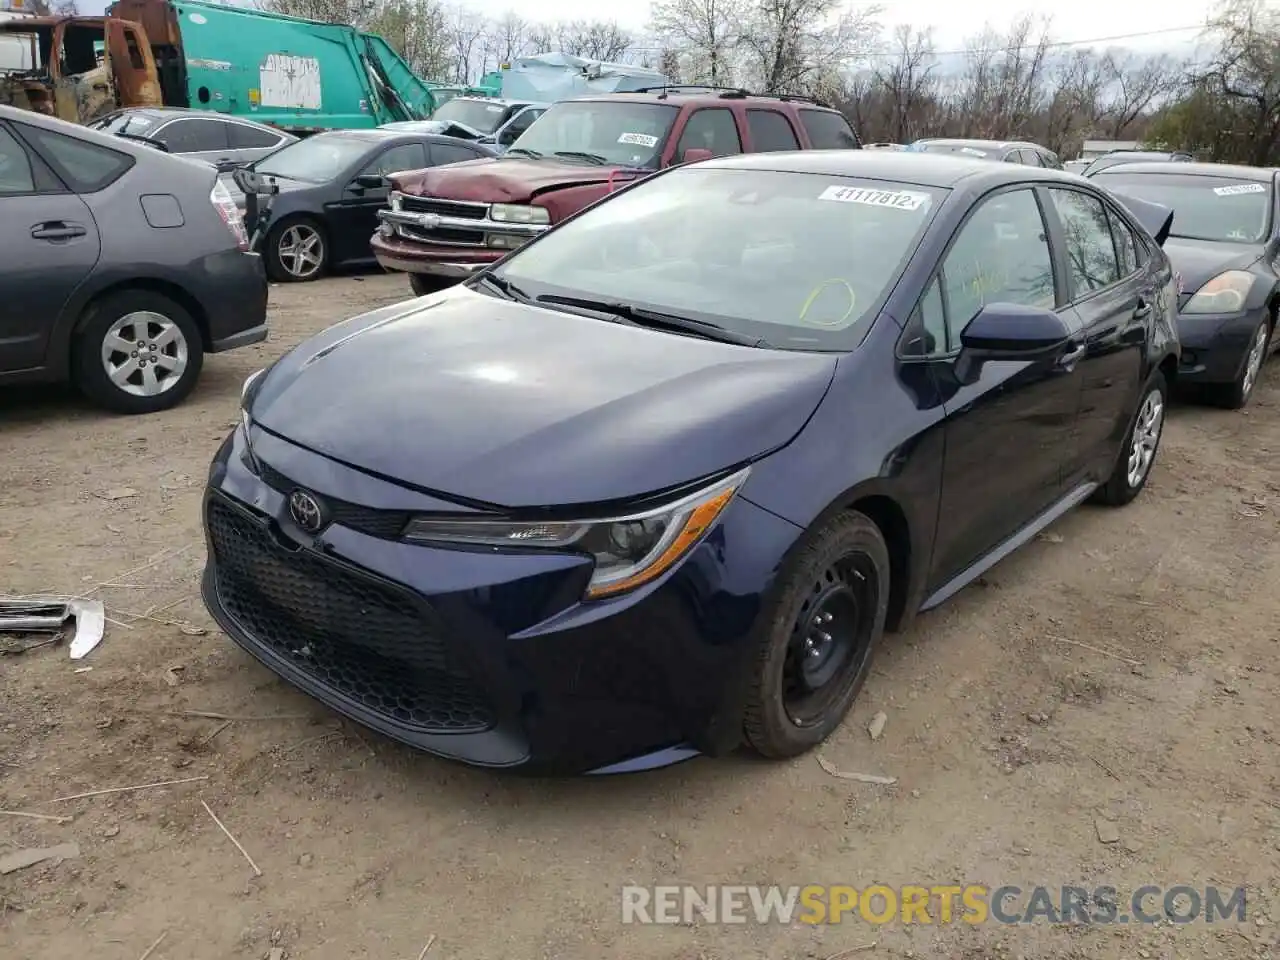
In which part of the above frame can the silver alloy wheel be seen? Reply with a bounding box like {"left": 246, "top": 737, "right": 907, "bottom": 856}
{"left": 277, "top": 223, "right": 324, "bottom": 279}
{"left": 1126, "top": 388, "right": 1164, "bottom": 489}
{"left": 100, "top": 311, "right": 189, "bottom": 399}
{"left": 1241, "top": 322, "right": 1269, "bottom": 399}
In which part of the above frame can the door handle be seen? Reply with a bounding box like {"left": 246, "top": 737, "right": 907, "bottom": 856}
{"left": 1133, "top": 297, "right": 1152, "bottom": 319}
{"left": 30, "top": 222, "right": 87, "bottom": 241}
{"left": 1057, "top": 342, "right": 1087, "bottom": 371}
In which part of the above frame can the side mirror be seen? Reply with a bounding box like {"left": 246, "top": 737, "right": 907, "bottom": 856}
{"left": 215, "top": 159, "right": 240, "bottom": 174}
{"left": 353, "top": 173, "right": 387, "bottom": 191}
{"left": 682, "top": 147, "right": 713, "bottom": 164}
{"left": 954, "top": 303, "right": 1070, "bottom": 385}
{"left": 498, "top": 128, "right": 519, "bottom": 146}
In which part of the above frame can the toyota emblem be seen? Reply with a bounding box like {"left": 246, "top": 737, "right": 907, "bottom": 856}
{"left": 288, "top": 489, "right": 326, "bottom": 533}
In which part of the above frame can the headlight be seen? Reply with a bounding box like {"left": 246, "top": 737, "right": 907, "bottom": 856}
{"left": 1182, "top": 270, "right": 1254, "bottom": 314}
{"left": 489, "top": 203, "right": 550, "bottom": 225}
{"left": 403, "top": 468, "right": 750, "bottom": 599}
{"left": 238, "top": 367, "right": 269, "bottom": 471}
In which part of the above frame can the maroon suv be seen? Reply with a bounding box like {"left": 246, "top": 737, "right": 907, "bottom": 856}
{"left": 371, "top": 88, "right": 861, "bottom": 292}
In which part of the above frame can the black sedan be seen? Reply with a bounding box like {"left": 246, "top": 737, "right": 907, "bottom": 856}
{"left": 242, "top": 129, "right": 497, "bottom": 282}
{"left": 204, "top": 151, "right": 1179, "bottom": 775}
{"left": 1092, "top": 161, "right": 1279, "bottom": 407}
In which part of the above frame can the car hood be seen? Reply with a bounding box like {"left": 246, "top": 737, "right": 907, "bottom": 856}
{"left": 389, "top": 156, "right": 640, "bottom": 203}
{"left": 1162, "top": 238, "right": 1263, "bottom": 292}
{"left": 250, "top": 287, "right": 837, "bottom": 509}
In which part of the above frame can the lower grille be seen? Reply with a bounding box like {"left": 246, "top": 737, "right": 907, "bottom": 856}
{"left": 207, "top": 496, "right": 494, "bottom": 733}
{"left": 402, "top": 224, "right": 486, "bottom": 247}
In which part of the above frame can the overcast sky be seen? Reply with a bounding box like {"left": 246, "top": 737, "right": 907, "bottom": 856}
{"left": 489, "top": 0, "right": 1217, "bottom": 52}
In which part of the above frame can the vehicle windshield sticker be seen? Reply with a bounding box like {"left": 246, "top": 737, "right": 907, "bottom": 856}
{"left": 618, "top": 132, "right": 659, "bottom": 147}
{"left": 1213, "top": 183, "right": 1266, "bottom": 196}
{"left": 818, "top": 186, "right": 930, "bottom": 211}
{"left": 961, "top": 147, "right": 989, "bottom": 157}
{"left": 486, "top": 104, "right": 504, "bottom": 113}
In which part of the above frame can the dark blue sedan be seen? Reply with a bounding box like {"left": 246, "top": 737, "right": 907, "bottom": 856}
{"left": 202, "top": 151, "right": 1181, "bottom": 775}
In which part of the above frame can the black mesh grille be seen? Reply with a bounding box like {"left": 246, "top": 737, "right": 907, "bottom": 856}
{"left": 400, "top": 196, "right": 488, "bottom": 220}
{"left": 257, "top": 462, "right": 409, "bottom": 539}
{"left": 207, "top": 496, "right": 494, "bottom": 733}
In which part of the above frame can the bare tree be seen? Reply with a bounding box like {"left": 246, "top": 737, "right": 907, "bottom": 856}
{"left": 1196, "top": 0, "right": 1280, "bottom": 165}
{"left": 255, "top": 0, "right": 379, "bottom": 24}
{"left": 489, "top": 11, "right": 532, "bottom": 66}
{"left": 650, "top": 0, "right": 744, "bottom": 85}
{"left": 740, "top": 0, "right": 881, "bottom": 95}
{"left": 446, "top": 3, "right": 488, "bottom": 82}
{"left": 659, "top": 46, "right": 684, "bottom": 82}
{"left": 367, "top": 0, "right": 453, "bottom": 80}
{"left": 552, "top": 20, "right": 634, "bottom": 61}
{"left": 872, "top": 25, "right": 938, "bottom": 142}
{"left": 26, "top": 0, "right": 79, "bottom": 15}
{"left": 1100, "top": 50, "right": 1182, "bottom": 138}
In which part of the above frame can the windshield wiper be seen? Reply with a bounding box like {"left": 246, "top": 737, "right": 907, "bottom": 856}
{"left": 472, "top": 272, "right": 533, "bottom": 302}
{"left": 552, "top": 151, "right": 609, "bottom": 165}
{"left": 535, "top": 295, "right": 768, "bottom": 347}
{"left": 505, "top": 147, "right": 543, "bottom": 159}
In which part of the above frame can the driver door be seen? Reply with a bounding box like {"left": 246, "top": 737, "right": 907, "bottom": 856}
{"left": 327, "top": 141, "right": 426, "bottom": 263}
{"left": 925, "top": 186, "right": 1086, "bottom": 590}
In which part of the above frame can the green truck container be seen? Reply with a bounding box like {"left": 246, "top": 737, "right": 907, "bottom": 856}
{"left": 108, "top": 0, "right": 441, "bottom": 130}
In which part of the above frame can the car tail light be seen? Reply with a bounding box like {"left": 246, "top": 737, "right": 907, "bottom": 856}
{"left": 211, "top": 179, "right": 249, "bottom": 250}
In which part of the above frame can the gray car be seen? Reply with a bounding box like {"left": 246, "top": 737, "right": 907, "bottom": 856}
{"left": 0, "top": 104, "right": 268, "bottom": 415}
{"left": 86, "top": 107, "right": 297, "bottom": 172}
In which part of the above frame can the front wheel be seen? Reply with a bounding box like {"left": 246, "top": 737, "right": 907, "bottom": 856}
{"left": 1209, "top": 317, "right": 1270, "bottom": 409}
{"left": 743, "top": 510, "right": 890, "bottom": 759}
{"left": 72, "top": 290, "right": 204, "bottom": 414}
{"left": 1093, "top": 370, "right": 1167, "bottom": 506}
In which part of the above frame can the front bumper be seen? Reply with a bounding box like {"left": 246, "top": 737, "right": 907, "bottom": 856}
{"left": 1175, "top": 306, "right": 1269, "bottom": 383}
{"left": 199, "top": 425, "right": 801, "bottom": 775}
{"left": 371, "top": 206, "right": 545, "bottom": 278}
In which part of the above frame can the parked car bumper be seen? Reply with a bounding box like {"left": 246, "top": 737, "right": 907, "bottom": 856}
{"left": 200, "top": 426, "right": 801, "bottom": 775}
{"left": 371, "top": 209, "right": 544, "bottom": 278}
{"left": 202, "top": 250, "right": 269, "bottom": 353}
{"left": 1175, "top": 305, "right": 1269, "bottom": 383}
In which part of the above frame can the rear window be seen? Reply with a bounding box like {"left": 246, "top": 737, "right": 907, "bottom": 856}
{"left": 1090, "top": 170, "right": 1274, "bottom": 243}
{"left": 798, "top": 109, "right": 859, "bottom": 149}
{"left": 915, "top": 141, "right": 995, "bottom": 159}
{"left": 18, "top": 124, "right": 134, "bottom": 192}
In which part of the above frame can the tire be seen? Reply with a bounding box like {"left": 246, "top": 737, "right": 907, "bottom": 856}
{"left": 72, "top": 289, "right": 204, "bottom": 415}
{"left": 1208, "top": 318, "right": 1270, "bottom": 409}
{"left": 743, "top": 510, "right": 890, "bottom": 759}
{"left": 1093, "top": 370, "right": 1167, "bottom": 507}
{"left": 409, "top": 272, "right": 438, "bottom": 297}
{"left": 265, "top": 217, "right": 328, "bottom": 283}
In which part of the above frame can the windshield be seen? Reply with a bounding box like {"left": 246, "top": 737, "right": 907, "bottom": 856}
{"left": 1083, "top": 153, "right": 1176, "bottom": 175}
{"left": 253, "top": 135, "right": 370, "bottom": 183}
{"left": 430, "top": 99, "right": 512, "bottom": 133}
{"left": 88, "top": 112, "right": 163, "bottom": 138}
{"left": 915, "top": 142, "right": 996, "bottom": 159}
{"left": 494, "top": 167, "right": 944, "bottom": 350}
{"left": 1092, "top": 171, "right": 1273, "bottom": 243}
{"left": 508, "top": 100, "right": 679, "bottom": 168}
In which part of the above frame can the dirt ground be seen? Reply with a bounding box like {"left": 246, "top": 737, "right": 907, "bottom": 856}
{"left": 2, "top": 271, "right": 1278, "bottom": 960}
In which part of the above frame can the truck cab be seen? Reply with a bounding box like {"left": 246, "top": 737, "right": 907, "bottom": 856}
{"left": 371, "top": 88, "right": 861, "bottom": 288}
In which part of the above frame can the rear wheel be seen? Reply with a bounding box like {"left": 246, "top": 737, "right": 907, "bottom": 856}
{"left": 1208, "top": 317, "right": 1270, "bottom": 409}
{"left": 72, "top": 290, "right": 204, "bottom": 414}
{"left": 409, "top": 273, "right": 452, "bottom": 297}
{"left": 743, "top": 510, "right": 889, "bottom": 759}
{"left": 1093, "top": 370, "right": 1166, "bottom": 506}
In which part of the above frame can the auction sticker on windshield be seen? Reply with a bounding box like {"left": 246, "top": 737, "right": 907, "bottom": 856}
{"left": 1213, "top": 183, "right": 1266, "bottom": 196}
{"left": 819, "top": 186, "right": 930, "bottom": 211}
{"left": 619, "top": 133, "right": 660, "bottom": 147}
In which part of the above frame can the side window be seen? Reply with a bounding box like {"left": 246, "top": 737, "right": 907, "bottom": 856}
{"left": 798, "top": 109, "right": 859, "bottom": 149}
{"left": 1002, "top": 150, "right": 1023, "bottom": 163}
{"left": 676, "top": 109, "right": 742, "bottom": 158}
{"left": 940, "top": 188, "right": 1056, "bottom": 333}
{"left": 747, "top": 110, "right": 800, "bottom": 152}
{"left": 227, "top": 123, "right": 282, "bottom": 149}
{"left": 1108, "top": 206, "right": 1139, "bottom": 277}
{"left": 429, "top": 141, "right": 485, "bottom": 166}
{"left": 363, "top": 142, "right": 427, "bottom": 176}
{"left": 20, "top": 124, "right": 133, "bottom": 192}
{"left": 1018, "top": 149, "right": 1044, "bottom": 167}
{"left": 1049, "top": 187, "right": 1122, "bottom": 296}
{"left": 154, "top": 118, "right": 229, "bottom": 153}
{"left": 0, "top": 126, "right": 36, "bottom": 195}
{"left": 1042, "top": 151, "right": 1062, "bottom": 169}
{"left": 900, "top": 277, "right": 949, "bottom": 357}
{"left": 505, "top": 109, "right": 540, "bottom": 138}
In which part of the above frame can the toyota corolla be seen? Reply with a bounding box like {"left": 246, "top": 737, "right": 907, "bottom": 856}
{"left": 202, "top": 151, "right": 1180, "bottom": 775}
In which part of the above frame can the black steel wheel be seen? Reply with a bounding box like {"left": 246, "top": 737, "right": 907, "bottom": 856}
{"left": 744, "top": 510, "right": 890, "bottom": 758}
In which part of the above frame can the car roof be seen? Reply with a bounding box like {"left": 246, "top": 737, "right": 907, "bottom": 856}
{"left": 700, "top": 150, "right": 1079, "bottom": 189}
{"left": 444, "top": 96, "right": 530, "bottom": 107}
{"left": 916, "top": 138, "right": 1037, "bottom": 151}
{"left": 1091, "top": 161, "right": 1276, "bottom": 180}
{"left": 572, "top": 89, "right": 841, "bottom": 111}
{"left": 100, "top": 106, "right": 281, "bottom": 130}
{"left": 0, "top": 103, "right": 213, "bottom": 171}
